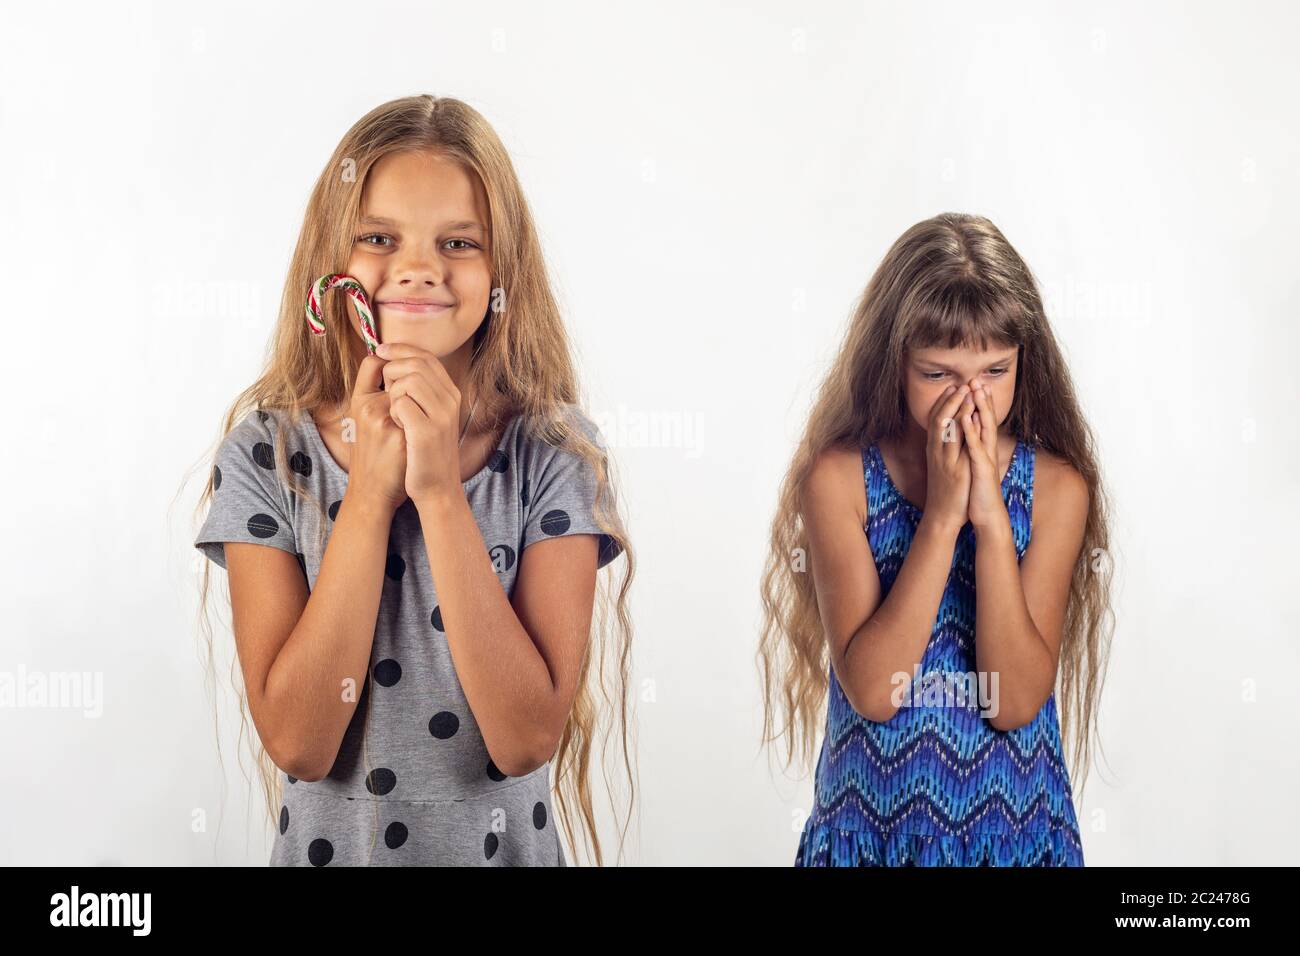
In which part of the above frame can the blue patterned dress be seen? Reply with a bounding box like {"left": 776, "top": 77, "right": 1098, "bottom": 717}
{"left": 795, "top": 438, "right": 1084, "bottom": 866}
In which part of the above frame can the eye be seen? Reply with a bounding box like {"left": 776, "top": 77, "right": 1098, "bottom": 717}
{"left": 357, "top": 233, "right": 393, "bottom": 248}
{"left": 444, "top": 238, "right": 480, "bottom": 251}
{"left": 985, "top": 367, "right": 1008, "bottom": 377}
{"left": 922, "top": 371, "right": 948, "bottom": 381}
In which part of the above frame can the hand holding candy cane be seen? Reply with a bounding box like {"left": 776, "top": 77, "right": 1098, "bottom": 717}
{"left": 305, "top": 274, "right": 381, "bottom": 354}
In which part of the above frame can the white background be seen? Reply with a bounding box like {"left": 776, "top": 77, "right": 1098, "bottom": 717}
{"left": 1, "top": 0, "right": 1296, "bottom": 865}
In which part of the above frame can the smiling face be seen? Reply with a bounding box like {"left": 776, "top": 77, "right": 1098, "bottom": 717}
{"left": 344, "top": 149, "right": 492, "bottom": 364}
{"left": 904, "top": 341, "right": 1019, "bottom": 436}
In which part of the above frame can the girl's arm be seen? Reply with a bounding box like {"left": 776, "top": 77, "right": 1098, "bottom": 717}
{"left": 802, "top": 446, "right": 964, "bottom": 723}
{"left": 226, "top": 490, "right": 399, "bottom": 780}
{"left": 970, "top": 455, "right": 1089, "bottom": 730}
{"left": 964, "top": 390, "right": 1090, "bottom": 730}
{"left": 224, "top": 357, "right": 410, "bottom": 781}
{"left": 417, "top": 494, "right": 599, "bottom": 777}
{"left": 379, "top": 342, "right": 604, "bottom": 776}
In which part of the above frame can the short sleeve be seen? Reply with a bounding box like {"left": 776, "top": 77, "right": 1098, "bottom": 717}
{"left": 194, "top": 411, "right": 299, "bottom": 570}
{"left": 521, "top": 414, "right": 624, "bottom": 570}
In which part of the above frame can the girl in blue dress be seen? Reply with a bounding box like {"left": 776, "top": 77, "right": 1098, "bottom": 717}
{"left": 758, "top": 213, "right": 1115, "bottom": 866}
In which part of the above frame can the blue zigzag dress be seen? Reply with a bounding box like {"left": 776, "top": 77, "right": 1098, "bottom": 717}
{"left": 795, "top": 438, "right": 1085, "bottom": 866}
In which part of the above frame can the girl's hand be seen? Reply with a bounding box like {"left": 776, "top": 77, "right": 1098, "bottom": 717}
{"left": 344, "top": 355, "right": 409, "bottom": 514}
{"left": 924, "top": 383, "right": 974, "bottom": 534}
{"left": 959, "top": 381, "right": 1009, "bottom": 532}
{"left": 376, "top": 342, "right": 466, "bottom": 507}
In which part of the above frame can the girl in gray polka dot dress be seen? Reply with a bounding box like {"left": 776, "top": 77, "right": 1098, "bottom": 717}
{"left": 193, "top": 95, "right": 633, "bottom": 867}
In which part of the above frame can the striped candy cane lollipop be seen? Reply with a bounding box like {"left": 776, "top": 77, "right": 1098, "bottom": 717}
{"left": 305, "top": 273, "right": 381, "bottom": 354}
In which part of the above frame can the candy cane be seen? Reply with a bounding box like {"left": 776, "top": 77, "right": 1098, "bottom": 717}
{"left": 305, "top": 273, "right": 380, "bottom": 354}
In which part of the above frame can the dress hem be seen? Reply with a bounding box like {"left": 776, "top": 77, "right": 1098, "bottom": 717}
{"left": 795, "top": 820, "right": 1084, "bottom": 867}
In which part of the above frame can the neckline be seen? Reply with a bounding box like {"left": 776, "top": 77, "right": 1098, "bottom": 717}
{"left": 872, "top": 438, "right": 1023, "bottom": 518}
{"left": 298, "top": 409, "right": 518, "bottom": 493}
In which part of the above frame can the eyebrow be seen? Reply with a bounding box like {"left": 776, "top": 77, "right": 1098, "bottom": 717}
{"left": 358, "top": 215, "right": 485, "bottom": 233}
{"left": 914, "top": 351, "right": 1018, "bottom": 371}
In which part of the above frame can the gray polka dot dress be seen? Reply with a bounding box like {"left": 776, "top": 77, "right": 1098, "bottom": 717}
{"left": 195, "top": 403, "right": 622, "bottom": 866}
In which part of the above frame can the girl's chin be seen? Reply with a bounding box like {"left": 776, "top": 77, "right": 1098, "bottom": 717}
{"left": 371, "top": 325, "right": 470, "bottom": 357}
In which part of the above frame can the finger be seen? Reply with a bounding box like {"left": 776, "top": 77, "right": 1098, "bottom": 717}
{"left": 959, "top": 403, "right": 985, "bottom": 464}
{"left": 928, "top": 384, "right": 964, "bottom": 458}
{"left": 376, "top": 345, "right": 457, "bottom": 386}
{"left": 927, "top": 383, "right": 957, "bottom": 426}
{"left": 387, "top": 371, "right": 451, "bottom": 424}
{"left": 960, "top": 396, "right": 988, "bottom": 460}
{"left": 381, "top": 356, "right": 458, "bottom": 399}
{"left": 972, "top": 385, "right": 996, "bottom": 457}
{"left": 942, "top": 390, "right": 973, "bottom": 464}
{"left": 389, "top": 394, "right": 427, "bottom": 432}
{"left": 931, "top": 383, "right": 971, "bottom": 430}
{"left": 352, "top": 354, "right": 388, "bottom": 399}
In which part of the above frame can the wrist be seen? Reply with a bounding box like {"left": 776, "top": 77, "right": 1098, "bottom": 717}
{"left": 413, "top": 487, "right": 466, "bottom": 519}
{"left": 971, "top": 510, "right": 1013, "bottom": 542}
{"left": 918, "top": 511, "right": 965, "bottom": 542}
{"left": 342, "top": 488, "right": 400, "bottom": 524}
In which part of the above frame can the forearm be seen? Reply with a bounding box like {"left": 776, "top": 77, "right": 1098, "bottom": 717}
{"left": 264, "top": 490, "right": 395, "bottom": 777}
{"left": 416, "top": 492, "right": 555, "bottom": 774}
{"left": 842, "top": 514, "right": 963, "bottom": 719}
{"left": 972, "top": 513, "right": 1054, "bottom": 728}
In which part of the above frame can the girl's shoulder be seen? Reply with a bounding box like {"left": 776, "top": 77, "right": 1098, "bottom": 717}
{"left": 228, "top": 406, "right": 296, "bottom": 439}
{"left": 516, "top": 402, "right": 608, "bottom": 453}
{"left": 217, "top": 407, "right": 275, "bottom": 456}
{"left": 1026, "top": 445, "right": 1089, "bottom": 532}
{"left": 801, "top": 442, "right": 870, "bottom": 524}
{"left": 808, "top": 442, "right": 869, "bottom": 486}
{"left": 1030, "top": 446, "right": 1086, "bottom": 496}
{"left": 216, "top": 407, "right": 310, "bottom": 472}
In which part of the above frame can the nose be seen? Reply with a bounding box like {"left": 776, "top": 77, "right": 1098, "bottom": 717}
{"left": 390, "top": 243, "right": 447, "bottom": 288}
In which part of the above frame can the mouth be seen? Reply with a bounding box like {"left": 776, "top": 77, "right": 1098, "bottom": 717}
{"left": 378, "top": 299, "right": 454, "bottom": 315}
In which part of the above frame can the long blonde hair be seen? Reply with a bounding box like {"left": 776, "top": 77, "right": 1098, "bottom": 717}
{"left": 187, "top": 94, "right": 636, "bottom": 865}
{"left": 757, "top": 212, "right": 1115, "bottom": 792}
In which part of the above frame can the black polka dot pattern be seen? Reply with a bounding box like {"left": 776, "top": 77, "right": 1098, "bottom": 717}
{"left": 366, "top": 768, "right": 397, "bottom": 795}
{"left": 533, "top": 802, "right": 548, "bottom": 830}
{"left": 252, "top": 442, "right": 274, "bottom": 470}
{"left": 374, "top": 659, "right": 401, "bottom": 687}
{"left": 385, "top": 822, "right": 408, "bottom": 849}
{"left": 488, "top": 450, "right": 509, "bottom": 473}
{"left": 431, "top": 606, "right": 444, "bottom": 631}
{"left": 279, "top": 805, "right": 289, "bottom": 834}
{"left": 539, "top": 509, "right": 571, "bottom": 536}
{"left": 289, "top": 451, "right": 313, "bottom": 477}
{"left": 385, "top": 554, "right": 406, "bottom": 581}
{"left": 486, "top": 760, "right": 507, "bottom": 782}
{"left": 429, "top": 711, "right": 459, "bottom": 739}
{"left": 247, "top": 513, "right": 279, "bottom": 539}
{"left": 484, "top": 832, "right": 499, "bottom": 860}
{"left": 213, "top": 465, "right": 222, "bottom": 490}
{"left": 328, "top": 499, "right": 342, "bottom": 521}
{"left": 308, "top": 838, "right": 333, "bottom": 866}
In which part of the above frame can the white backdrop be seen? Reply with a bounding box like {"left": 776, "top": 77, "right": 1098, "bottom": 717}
{"left": 1, "top": 0, "right": 1296, "bottom": 865}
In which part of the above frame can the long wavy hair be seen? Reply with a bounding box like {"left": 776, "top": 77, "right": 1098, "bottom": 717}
{"left": 185, "top": 94, "right": 637, "bottom": 865}
{"left": 757, "top": 212, "right": 1115, "bottom": 793}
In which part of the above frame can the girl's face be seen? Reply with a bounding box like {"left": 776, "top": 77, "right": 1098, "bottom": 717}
{"left": 904, "top": 342, "right": 1019, "bottom": 436}
{"left": 345, "top": 150, "right": 492, "bottom": 360}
